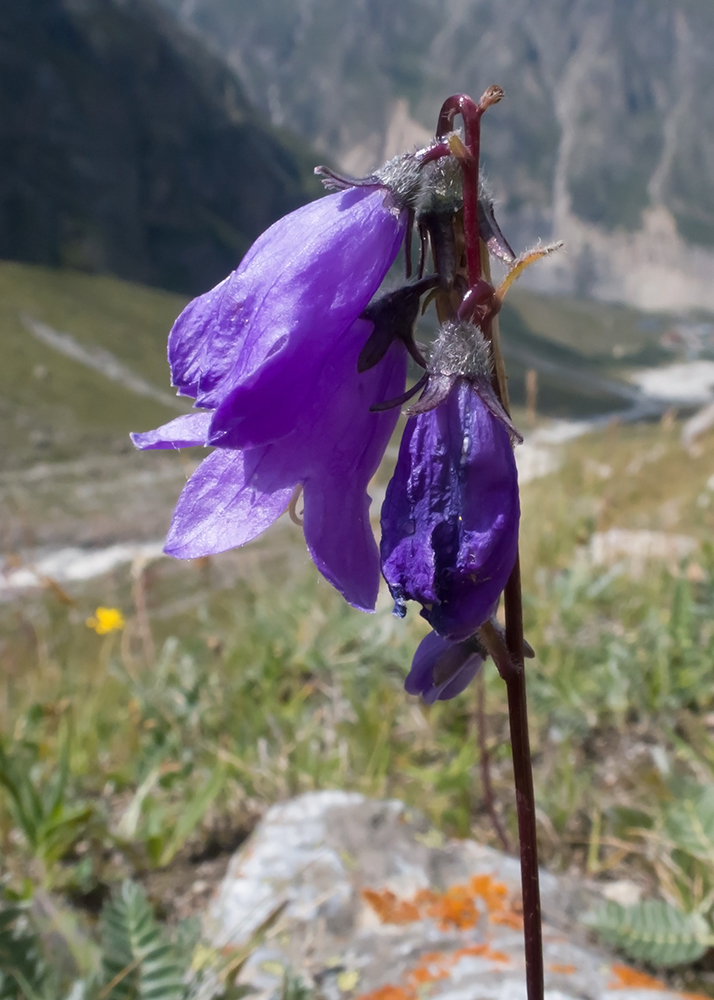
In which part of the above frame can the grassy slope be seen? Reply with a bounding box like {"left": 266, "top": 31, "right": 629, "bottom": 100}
{"left": 4, "top": 264, "right": 714, "bottom": 989}
{"left": 0, "top": 259, "right": 679, "bottom": 475}
{"left": 0, "top": 261, "right": 189, "bottom": 470}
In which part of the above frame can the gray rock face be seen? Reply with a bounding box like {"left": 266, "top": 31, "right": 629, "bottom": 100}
{"left": 206, "top": 791, "right": 691, "bottom": 999}
{"left": 158, "top": 0, "right": 714, "bottom": 311}
{"left": 0, "top": 0, "right": 319, "bottom": 294}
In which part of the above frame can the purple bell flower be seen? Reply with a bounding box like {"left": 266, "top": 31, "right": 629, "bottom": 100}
{"left": 134, "top": 320, "right": 407, "bottom": 612}
{"left": 167, "top": 185, "right": 409, "bottom": 451}
{"left": 132, "top": 149, "right": 442, "bottom": 610}
{"left": 380, "top": 322, "right": 520, "bottom": 641}
{"left": 405, "top": 630, "right": 485, "bottom": 703}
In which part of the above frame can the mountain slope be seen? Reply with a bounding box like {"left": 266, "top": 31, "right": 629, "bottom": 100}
{"left": 159, "top": 0, "right": 714, "bottom": 310}
{"left": 0, "top": 0, "right": 321, "bottom": 294}
{"left": 0, "top": 260, "right": 678, "bottom": 473}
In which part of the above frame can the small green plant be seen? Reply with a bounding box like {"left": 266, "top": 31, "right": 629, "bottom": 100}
{"left": 585, "top": 898, "right": 712, "bottom": 968}
{"left": 0, "top": 897, "right": 49, "bottom": 1000}
{"left": 0, "top": 881, "right": 270, "bottom": 1000}
{"left": 0, "top": 721, "right": 95, "bottom": 887}
{"left": 586, "top": 783, "right": 714, "bottom": 967}
{"left": 99, "top": 880, "right": 186, "bottom": 999}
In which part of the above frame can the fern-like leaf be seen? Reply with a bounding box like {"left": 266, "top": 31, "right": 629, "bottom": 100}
{"left": 0, "top": 902, "right": 47, "bottom": 1000}
{"left": 584, "top": 899, "right": 712, "bottom": 967}
{"left": 665, "top": 787, "right": 714, "bottom": 868}
{"left": 99, "top": 881, "right": 185, "bottom": 1000}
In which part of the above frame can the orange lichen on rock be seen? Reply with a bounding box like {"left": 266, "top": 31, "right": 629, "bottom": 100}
{"left": 549, "top": 963, "right": 576, "bottom": 974}
{"left": 362, "top": 884, "right": 479, "bottom": 929}
{"left": 407, "top": 954, "right": 450, "bottom": 986}
{"left": 361, "top": 889, "right": 421, "bottom": 924}
{"left": 469, "top": 874, "right": 508, "bottom": 912}
{"left": 453, "top": 943, "right": 511, "bottom": 964}
{"left": 356, "top": 943, "right": 512, "bottom": 1000}
{"left": 423, "top": 883, "right": 480, "bottom": 930}
{"left": 489, "top": 908, "right": 524, "bottom": 930}
{"left": 363, "top": 875, "right": 522, "bottom": 932}
{"left": 357, "top": 987, "right": 411, "bottom": 1000}
{"left": 607, "top": 964, "right": 667, "bottom": 990}
{"left": 469, "top": 874, "right": 523, "bottom": 929}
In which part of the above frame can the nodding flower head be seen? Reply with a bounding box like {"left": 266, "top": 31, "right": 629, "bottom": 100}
{"left": 167, "top": 183, "right": 410, "bottom": 452}
{"left": 133, "top": 319, "right": 407, "bottom": 613}
{"left": 380, "top": 321, "right": 520, "bottom": 642}
{"left": 132, "top": 149, "right": 449, "bottom": 610}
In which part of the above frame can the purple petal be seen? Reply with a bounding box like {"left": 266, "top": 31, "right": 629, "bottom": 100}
{"left": 167, "top": 276, "right": 231, "bottom": 399}
{"left": 164, "top": 448, "right": 294, "bottom": 558}
{"left": 205, "top": 189, "right": 407, "bottom": 448}
{"left": 301, "top": 476, "right": 379, "bottom": 613}
{"left": 405, "top": 631, "right": 484, "bottom": 703}
{"left": 405, "top": 631, "right": 453, "bottom": 695}
{"left": 436, "top": 656, "right": 482, "bottom": 701}
{"left": 381, "top": 379, "right": 519, "bottom": 641}
{"left": 296, "top": 321, "right": 408, "bottom": 610}
{"left": 131, "top": 412, "right": 212, "bottom": 450}
{"left": 169, "top": 188, "right": 406, "bottom": 434}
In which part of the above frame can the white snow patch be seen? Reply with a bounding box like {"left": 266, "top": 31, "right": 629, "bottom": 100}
{"left": 630, "top": 360, "right": 714, "bottom": 404}
{"left": 0, "top": 541, "right": 165, "bottom": 595}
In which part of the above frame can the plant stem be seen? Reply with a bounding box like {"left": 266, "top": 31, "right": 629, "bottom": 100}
{"left": 504, "top": 558, "right": 544, "bottom": 999}
{"left": 476, "top": 670, "right": 511, "bottom": 853}
{"left": 480, "top": 601, "right": 544, "bottom": 1000}
{"left": 436, "top": 87, "right": 544, "bottom": 1000}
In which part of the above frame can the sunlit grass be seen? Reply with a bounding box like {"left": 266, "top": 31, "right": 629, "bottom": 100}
{"left": 3, "top": 416, "right": 714, "bottom": 922}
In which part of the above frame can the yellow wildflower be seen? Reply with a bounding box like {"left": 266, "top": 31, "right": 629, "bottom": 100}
{"left": 86, "top": 607, "right": 125, "bottom": 634}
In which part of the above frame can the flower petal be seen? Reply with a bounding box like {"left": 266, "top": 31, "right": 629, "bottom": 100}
{"left": 130, "top": 412, "right": 212, "bottom": 450}
{"left": 405, "top": 630, "right": 484, "bottom": 703}
{"left": 205, "top": 188, "right": 407, "bottom": 447}
{"left": 169, "top": 187, "right": 405, "bottom": 427}
{"left": 381, "top": 379, "right": 519, "bottom": 640}
{"left": 405, "top": 631, "right": 452, "bottom": 695}
{"left": 164, "top": 448, "right": 294, "bottom": 558}
{"left": 379, "top": 415, "right": 441, "bottom": 606}
{"left": 301, "top": 475, "right": 379, "bottom": 612}
{"left": 297, "top": 321, "right": 408, "bottom": 610}
{"left": 167, "top": 276, "right": 232, "bottom": 399}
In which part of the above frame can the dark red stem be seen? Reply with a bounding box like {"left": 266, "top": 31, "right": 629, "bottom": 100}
{"left": 476, "top": 670, "right": 511, "bottom": 853}
{"left": 504, "top": 558, "right": 544, "bottom": 998}
{"left": 438, "top": 85, "right": 544, "bottom": 1000}
{"left": 436, "top": 94, "right": 483, "bottom": 283}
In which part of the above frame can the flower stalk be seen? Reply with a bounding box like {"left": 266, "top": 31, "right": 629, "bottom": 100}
{"left": 134, "top": 81, "right": 552, "bottom": 997}
{"left": 439, "top": 91, "right": 545, "bottom": 1000}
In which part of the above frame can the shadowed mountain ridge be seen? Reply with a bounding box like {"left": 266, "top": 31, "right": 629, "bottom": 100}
{"left": 0, "top": 0, "right": 321, "bottom": 294}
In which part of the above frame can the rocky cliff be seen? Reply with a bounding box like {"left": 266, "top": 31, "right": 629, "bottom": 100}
{"left": 160, "top": 0, "right": 714, "bottom": 311}
{"left": 0, "top": 0, "right": 320, "bottom": 293}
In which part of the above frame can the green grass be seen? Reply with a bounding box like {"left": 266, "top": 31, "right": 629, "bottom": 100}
{"left": 3, "top": 418, "right": 714, "bottom": 885}
{"left": 0, "top": 258, "right": 687, "bottom": 472}
{"left": 4, "top": 262, "right": 714, "bottom": 991}
{"left": 0, "top": 261, "right": 189, "bottom": 470}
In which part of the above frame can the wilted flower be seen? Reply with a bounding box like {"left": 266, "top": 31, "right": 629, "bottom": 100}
{"left": 405, "top": 630, "right": 485, "bottom": 703}
{"left": 380, "top": 321, "right": 520, "bottom": 642}
{"left": 133, "top": 117, "right": 525, "bottom": 633}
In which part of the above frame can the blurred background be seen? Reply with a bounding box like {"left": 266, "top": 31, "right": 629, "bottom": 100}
{"left": 4, "top": 0, "right": 714, "bottom": 994}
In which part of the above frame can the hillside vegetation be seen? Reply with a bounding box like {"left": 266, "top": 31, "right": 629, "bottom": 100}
{"left": 0, "top": 259, "right": 679, "bottom": 473}
{"left": 0, "top": 0, "right": 321, "bottom": 294}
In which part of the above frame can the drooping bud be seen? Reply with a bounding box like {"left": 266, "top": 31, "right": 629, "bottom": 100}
{"left": 405, "top": 630, "right": 485, "bottom": 703}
